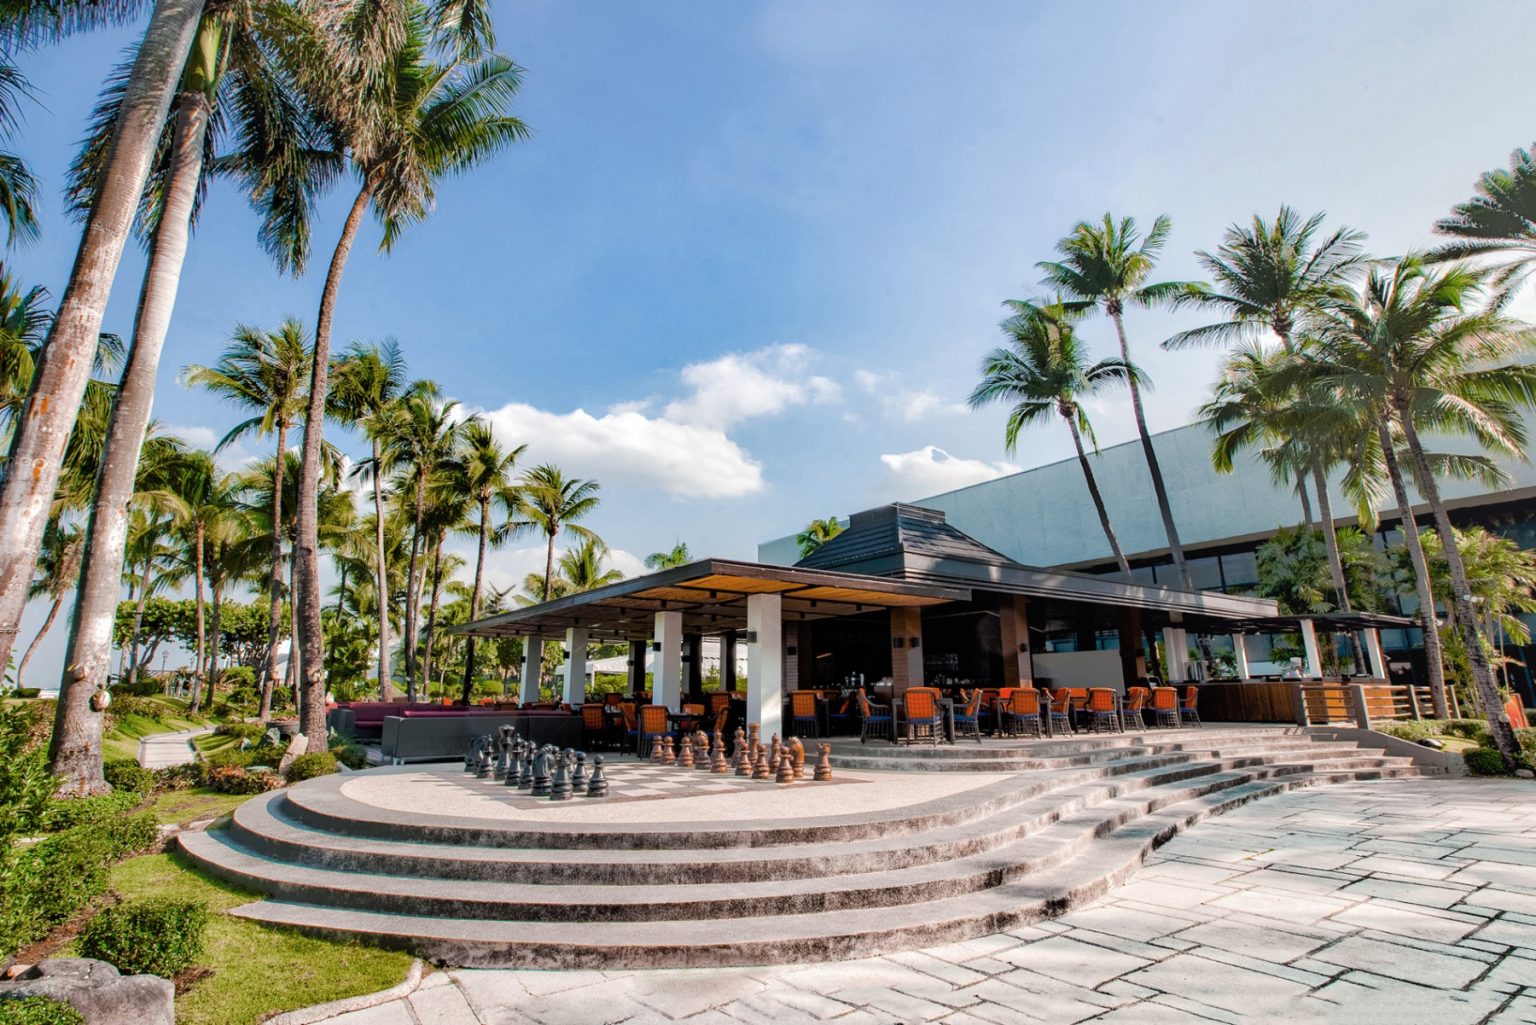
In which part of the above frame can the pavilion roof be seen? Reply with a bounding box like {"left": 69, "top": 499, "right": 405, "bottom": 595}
{"left": 1221, "top": 611, "right": 1418, "bottom": 634}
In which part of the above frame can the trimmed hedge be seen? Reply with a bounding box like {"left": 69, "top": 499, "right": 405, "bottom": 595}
{"left": 37, "top": 788, "right": 142, "bottom": 832}
{"left": 102, "top": 759, "right": 156, "bottom": 797}
{"left": 285, "top": 752, "right": 338, "bottom": 783}
{"left": 331, "top": 742, "right": 368, "bottom": 770}
{"left": 78, "top": 898, "right": 208, "bottom": 978}
{"left": 1464, "top": 748, "right": 1510, "bottom": 776}
{"left": 0, "top": 997, "right": 85, "bottom": 1025}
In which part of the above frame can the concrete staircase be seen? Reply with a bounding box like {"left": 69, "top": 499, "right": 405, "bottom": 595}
{"left": 178, "top": 727, "right": 1428, "bottom": 968}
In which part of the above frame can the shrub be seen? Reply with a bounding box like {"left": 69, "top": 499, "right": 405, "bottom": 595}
{"left": 206, "top": 765, "right": 282, "bottom": 795}
{"left": 0, "top": 997, "right": 85, "bottom": 1025}
{"left": 1463, "top": 747, "right": 1510, "bottom": 776}
{"left": 285, "top": 752, "right": 338, "bottom": 783}
{"left": 153, "top": 764, "right": 198, "bottom": 791}
{"left": 213, "top": 721, "right": 267, "bottom": 743}
{"left": 102, "top": 759, "right": 155, "bottom": 797}
{"left": 11, "top": 688, "right": 40, "bottom": 700}
{"left": 0, "top": 704, "right": 55, "bottom": 843}
{"left": 1441, "top": 719, "right": 1490, "bottom": 741}
{"left": 78, "top": 898, "right": 208, "bottom": 978}
{"left": 38, "top": 788, "right": 142, "bottom": 832}
{"left": 330, "top": 742, "right": 368, "bottom": 770}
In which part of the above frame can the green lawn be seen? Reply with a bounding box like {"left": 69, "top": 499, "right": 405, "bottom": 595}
{"left": 97, "top": 854, "right": 415, "bottom": 1025}
{"left": 192, "top": 732, "right": 241, "bottom": 756}
{"left": 146, "top": 788, "right": 254, "bottom": 828}
{"left": 104, "top": 697, "right": 216, "bottom": 762}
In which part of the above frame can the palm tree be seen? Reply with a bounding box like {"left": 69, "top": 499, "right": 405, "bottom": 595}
{"left": 969, "top": 300, "right": 1141, "bottom": 579}
{"left": 1311, "top": 256, "right": 1536, "bottom": 766}
{"left": 0, "top": 55, "right": 38, "bottom": 246}
{"left": 445, "top": 419, "right": 525, "bottom": 702}
{"left": 183, "top": 320, "right": 310, "bottom": 718}
{"left": 382, "top": 387, "right": 465, "bottom": 697}
{"left": 559, "top": 536, "right": 624, "bottom": 592}
{"left": 1038, "top": 214, "right": 1196, "bottom": 588}
{"left": 291, "top": 11, "right": 528, "bottom": 747}
{"left": 0, "top": 0, "right": 208, "bottom": 695}
{"left": 1432, "top": 144, "right": 1536, "bottom": 300}
{"left": 795, "top": 519, "right": 842, "bottom": 560}
{"left": 17, "top": 520, "right": 82, "bottom": 688}
{"left": 330, "top": 339, "right": 408, "bottom": 696}
{"left": 518, "top": 464, "right": 601, "bottom": 602}
{"left": 165, "top": 451, "right": 240, "bottom": 712}
{"left": 645, "top": 541, "right": 691, "bottom": 570}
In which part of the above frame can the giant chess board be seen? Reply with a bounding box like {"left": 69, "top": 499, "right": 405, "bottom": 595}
{"left": 445, "top": 758, "right": 852, "bottom": 807}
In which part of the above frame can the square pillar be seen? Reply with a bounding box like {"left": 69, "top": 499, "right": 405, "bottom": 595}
{"left": 890, "top": 607, "right": 924, "bottom": 696}
{"left": 1363, "top": 628, "right": 1389, "bottom": 681}
{"left": 721, "top": 633, "right": 737, "bottom": 693}
{"left": 1231, "top": 634, "right": 1251, "bottom": 680}
{"left": 746, "top": 594, "right": 783, "bottom": 740}
{"left": 562, "top": 627, "right": 588, "bottom": 705}
{"left": 627, "top": 639, "right": 648, "bottom": 696}
{"left": 1117, "top": 607, "right": 1145, "bottom": 688}
{"left": 1161, "top": 627, "right": 1188, "bottom": 683}
{"left": 998, "top": 595, "right": 1032, "bottom": 687}
{"left": 520, "top": 637, "right": 543, "bottom": 704}
{"left": 1299, "top": 619, "right": 1323, "bottom": 679}
{"left": 653, "top": 610, "right": 683, "bottom": 711}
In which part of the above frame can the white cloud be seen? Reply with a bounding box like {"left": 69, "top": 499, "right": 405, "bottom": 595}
{"left": 480, "top": 543, "right": 648, "bottom": 597}
{"left": 665, "top": 343, "right": 839, "bottom": 428}
{"left": 854, "top": 370, "right": 967, "bottom": 422}
{"left": 879, "top": 445, "right": 1020, "bottom": 497}
{"left": 162, "top": 423, "right": 219, "bottom": 449}
{"left": 480, "top": 402, "right": 764, "bottom": 498}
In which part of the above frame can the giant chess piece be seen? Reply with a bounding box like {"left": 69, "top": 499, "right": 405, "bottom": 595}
{"left": 695, "top": 731, "right": 710, "bottom": 770}
{"left": 475, "top": 736, "right": 494, "bottom": 778}
{"left": 679, "top": 734, "right": 695, "bottom": 769}
{"left": 789, "top": 737, "right": 806, "bottom": 781}
{"left": 753, "top": 742, "right": 773, "bottom": 781}
{"left": 550, "top": 749, "right": 574, "bottom": 800}
{"left": 464, "top": 738, "right": 478, "bottom": 771}
{"left": 733, "top": 729, "right": 749, "bottom": 775}
{"left": 712, "top": 731, "right": 729, "bottom": 774}
{"left": 776, "top": 745, "right": 794, "bottom": 784}
{"left": 494, "top": 726, "right": 512, "bottom": 779}
{"left": 505, "top": 738, "right": 525, "bottom": 787}
{"left": 586, "top": 755, "right": 609, "bottom": 798}
{"left": 650, "top": 734, "right": 664, "bottom": 763}
{"left": 518, "top": 741, "right": 535, "bottom": 789}
{"left": 748, "top": 722, "right": 761, "bottom": 763}
{"left": 572, "top": 751, "right": 588, "bottom": 790}
{"left": 531, "top": 745, "right": 553, "bottom": 797}
{"left": 814, "top": 742, "right": 833, "bottom": 782}
{"left": 662, "top": 736, "right": 677, "bottom": 766}
{"left": 768, "top": 734, "right": 781, "bottom": 774}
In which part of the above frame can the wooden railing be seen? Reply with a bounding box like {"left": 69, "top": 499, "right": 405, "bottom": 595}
{"left": 1195, "top": 680, "right": 1435, "bottom": 727}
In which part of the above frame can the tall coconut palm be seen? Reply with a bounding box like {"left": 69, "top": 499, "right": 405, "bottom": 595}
{"left": 559, "top": 536, "right": 624, "bottom": 592}
{"left": 0, "top": 0, "right": 207, "bottom": 697}
{"left": 518, "top": 464, "right": 600, "bottom": 602}
{"left": 330, "top": 339, "right": 408, "bottom": 696}
{"left": 1432, "top": 144, "right": 1536, "bottom": 300}
{"left": 645, "top": 541, "right": 691, "bottom": 570}
{"left": 445, "top": 419, "right": 524, "bottom": 702}
{"left": 1311, "top": 256, "right": 1536, "bottom": 766}
{"left": 291, "top": 11, "right": 528, "bottom": 749}
{"left": 969, "top": 300, "right": 1141, "bottom": 579}
{"left": 17, "top": 520, "right": 82, "bottom": 688}
{"left": 381, "top": 387, "right": 464, "bottom": 697}
{"left": 1038, "top": 214, "right": 1196, "bottom": 588}
{"left": 165, "top": 451, "right": 240, "bottom": 712}
{"left": 794, "top": 519, "right": 842, "bottom": 560}
{"left": 0, "top": 55, "right": 38, "bottom": 246}
{"left": 183, "top": 320, "right": 310, "bottom": 718}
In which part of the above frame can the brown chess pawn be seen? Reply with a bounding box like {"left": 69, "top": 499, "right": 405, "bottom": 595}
{"left": 711, "top": 731, "right": 730, "bottom": 774}
{"left": 776, "top": 747, "right": 794, "bottom": 784}
{"left": 789, "top": 737, "right": 806, "bottom": 780}
{"left": 814, "top": 742, "right": 833, "bottom": 782}
{"left": 661, "top": 736, "right": 677, "bottom": 766}
{"left": 753, "top": 743, "right": 773, "bottom": 780}
{"left": 679, "top": 735, "right": 695, "bottom": 768}
{"left": 649, "top": 735, "right": 664, "bottom": 762}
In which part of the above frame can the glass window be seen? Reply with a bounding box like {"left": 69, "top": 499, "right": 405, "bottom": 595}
{"left": 1187, "top": 556, "right": 1223, "bottom": 591}
{"left": 1220, "top": 551, "right": 1258, "bottom": 589}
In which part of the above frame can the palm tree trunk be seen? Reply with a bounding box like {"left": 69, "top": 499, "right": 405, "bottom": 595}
{"left": 403, "top": 472, "right": 427, "bottom": 701}
{"left": 1066, "top": 413, "right": 1132, "bottom": 579}
{"left": 127, "top": 558, "right": 153, "bottom": 688}
{"left": 17, "top": 598, "right": 63, "bottom": 689}
{"left": 288, "top": 552, "right": 301, "bottom": 724}
{"left": 0, "top": 0, "right": 205, "bottom": 688}
{"left": 1377, "top": 421, "right": 1449, "bottom": 718}
{"left": 208, "top": 579, "right": 223, "bottom": 702}
{"left": 1396, "top": 413, "right": 1520, "bottom": 765}
{"left": 1311, "top": 462, "right": 1369, "bottom": 676}
{"left": 461, "top": 496, "right": 490, "bottom": 704}
{"left": 1108, "top": 307, "right": 1191, "bottom": 589}
{"left": 422, "top": 532, "right": 446, "bottom": 690}
{"left": 543, "top": 528, "right": 557, "bottom": 602}
{"left": 296, "top": 181, "right": 374, "bottom": 752}
{"left": 118, "top": 578, "right": 136, "bottom": 683}
{"left": 371, "top": 437, "right": 393, "bottom": 699}
{"left": 259, "top": 422, "right": 288, "bottom": 723}
{"left": 1296, "top": 470, "right": 1315, "bottom": 531}
{"left": 189, "top": 521, "right": 206, "bottom": 712}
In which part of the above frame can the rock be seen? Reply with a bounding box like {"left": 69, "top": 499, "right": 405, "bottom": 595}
{"left": 0, "top": 958, "right": 173, "bottom": 1025}
{"left": 276, "top": 733, "right": 308, "bottom": 775}
{"left": 1516, "top": 768, "right": 1534, "bottom": 779}
{"left": 1418, "top": 738, "right": 1445, "bottom": 750}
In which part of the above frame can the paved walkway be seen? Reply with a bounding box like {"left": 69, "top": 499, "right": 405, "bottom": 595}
{"left": 299, "top": 778, "right": 1536, "bottom": 1025}
{"left": 137, "top": 727, "right": 213, "bottom": 769}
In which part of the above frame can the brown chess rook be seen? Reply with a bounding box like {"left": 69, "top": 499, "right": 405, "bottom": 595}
{"left": 789, "top": 737, "right": 806, "bottom": 780}
{"left": 814, "top": 742, "right": 833, "bottom": 782}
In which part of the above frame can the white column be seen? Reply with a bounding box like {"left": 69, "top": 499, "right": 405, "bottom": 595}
{"left": 562, "top": 627, "right": 588, "bottom": 705}
{"left": 747, "top": 593, "right": 783, "bottom": 741}
{"left": 1299, "top": 619, "right": 1323, "bottom": 679}
{"left": 520, "top": 637, "right": 542, "bottom": 704}
{"left": 1231, "top": 633, "right": 1251, "bottom": 680}
{"left": 1161, "top": 627, "right": 1188, "bottom": 682}
{"left": 653, "top": 610, "right": 683, "bottom": 711}
{"left": 1363, "top": 628, "right": 1389, "bottom": 681}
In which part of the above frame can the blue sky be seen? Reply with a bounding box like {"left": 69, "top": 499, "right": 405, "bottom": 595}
{"left": 10, "top": 0, "right": 1536, "bottom": 679}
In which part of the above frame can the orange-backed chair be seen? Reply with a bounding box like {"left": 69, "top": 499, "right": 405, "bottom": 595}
{"left": 856, "top": 688, "right": 893, "bottom": 744}
{"left": 711, "top": 704, "right": 729, "bottom": 736}
{"left": 580, "top": 704, "right": 610, "bottom": 750}
{"left": 953, "top": 689, "right": 985, "bottom": 742}
{"left": 1003, "top": 686, "right": 1043, "bottom": 738}
{"left": 708, "top": 692, "right": 732, "bottom": 716}
{"left": 638, "top": 704, "right": 671, "bottom": 756}
{"left": 789, "top": 691, "right": 821, "bottom": 738}
{"left": 1048, "top": 688, "right": 1074, "bottom": 734}
{"left": 1180, "top": 686, "right": 1203, "bottom": 728}
{"left": 1086, "top": 688, "right": 1122, "bottom": 733}
{"left": 604, "top": 692, "right": 623, "bottom": 707}
{"left": 679, "top": 702, "right": 705, "bottom": 731}
{"left": 903, "top": 687, "right": 943, "bottom": 746}
{"left": 1124, "top": 686, "right": 1150, "bottom": 729}
{"left": 1151, "top": 687, "right": 1180, "bottom": 728}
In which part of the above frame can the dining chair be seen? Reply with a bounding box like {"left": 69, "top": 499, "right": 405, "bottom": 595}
{"left": 638, "top": 704, "right": 671, "bottom": 756}
{"left": 1124, "top": 686, "right": 1150, "bottom": 730}
{"left": 1086, "top": 688, "right": 1121, "bottom": 733}
{"left": 902, "top": 687, "right": 943, "bottom": 746}
{"left": 1003, "top": 686, "right": 1043, "bottom": 738}
{"left": 1048, "top": 689, "right": 1073, "bottom": 735}
{"left": 789, "top": 691, "right": 821, "bottom": 738}
{"left": 953, "top": 689, "right": 984, "bottom": 742}
{"left": 1151, "top": 687, "right": 1180, "bottom": 729}
{"left": 1180, "top": 685, "right": 1203, "bottom": 727}
{"left": 856, "top": 688, "right": 894, "bottom": 744}
{"left": 580, "top": 704, "right": 610, "bottom": 750}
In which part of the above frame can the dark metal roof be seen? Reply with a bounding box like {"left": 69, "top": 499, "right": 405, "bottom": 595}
{"left": 1223, "top": 611, "right": 1418, "bottom": 634}
{"left": 797, "top": 504, "right": 1017, "bottom": 572}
